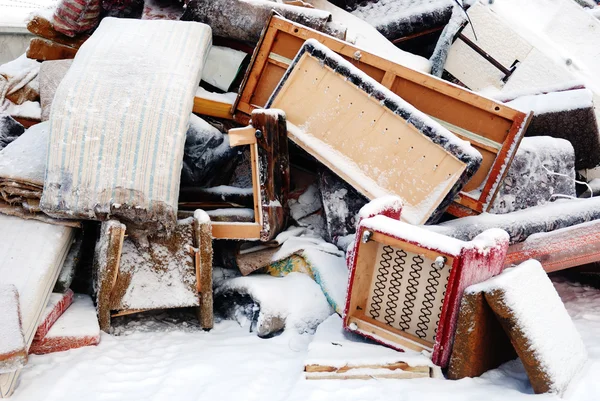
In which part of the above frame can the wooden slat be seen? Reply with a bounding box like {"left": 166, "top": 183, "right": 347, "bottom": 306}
{"left": 229, "top": 126, "right": 256, "bottom": 146}
{"left": 347, "top": 315, "right": 434, "bottom": 353}
{"left": 192, "top": 96, "right": 234, "bottom": 120}
{"left": 211, "top": 222, "right": 261, "bottom": 239}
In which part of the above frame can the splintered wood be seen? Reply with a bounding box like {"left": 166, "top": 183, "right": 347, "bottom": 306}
{"left": 305, "top": 362, "right": 431, "bottom": 380}
{"left": 235, "top": 15, "right": 530, "bottom": 217}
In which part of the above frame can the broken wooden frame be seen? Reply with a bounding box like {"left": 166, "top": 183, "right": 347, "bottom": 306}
{"left": 94, "top": 212, "right": 213, "bottom": 331}
{"left": 265, "top": 40, "right": 481, "bottom": 225}
{"left": 344, "top": 215, "right": 508, "bottom": 368}
{"left": 304, "top": 362, "right": 433, "bottom": 380}
{"left": 233, "top": 14, "right": 532, "bottom": 217}
{"left": 180, "top": 109, "right": 289, "bottom": 241}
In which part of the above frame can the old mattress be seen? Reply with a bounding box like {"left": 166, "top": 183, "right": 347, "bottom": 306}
{"left": 40, "top": 17, "right": 212, "bottom": 231}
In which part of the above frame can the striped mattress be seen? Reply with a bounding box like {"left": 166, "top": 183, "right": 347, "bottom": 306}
{"left": 40, "top": 17, "right": 212, "bottom": 231}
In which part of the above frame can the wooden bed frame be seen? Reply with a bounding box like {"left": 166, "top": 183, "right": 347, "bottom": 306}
{"left": 233, "top": 14, "right": 532, "bottom": 217}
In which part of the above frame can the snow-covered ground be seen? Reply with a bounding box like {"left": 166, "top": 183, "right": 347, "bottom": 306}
{"left": 8, "top": 276, "right": 600, "bottom": 401}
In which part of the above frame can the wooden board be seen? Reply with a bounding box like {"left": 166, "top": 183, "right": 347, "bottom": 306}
{"left": 305, "top": 362, "right": 432, "bottom": 380}
{"left": 234, "top": 15, "right": 531, "bottom": 217}
{"left": 192, "top": 95, "right": 234, "bottom": 119}
{"left": 268, "top": 47, "right": 475, "bottom": 225}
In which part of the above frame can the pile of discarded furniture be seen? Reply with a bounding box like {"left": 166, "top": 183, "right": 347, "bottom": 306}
{"left": 1, "top": 0, "right": 599, "bottom": 397}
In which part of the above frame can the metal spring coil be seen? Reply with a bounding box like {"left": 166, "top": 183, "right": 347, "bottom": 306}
{"left": 416, "top": 261, "right": 442, "bottom": 339}
{"left": 399, "top": 254, "right": 423, "bottom": 331}
{"left": 384, "top": 248, "right": 406, "bottom": 325}
{"left": 369, "top": 244, "right": 392, "bottom": 319}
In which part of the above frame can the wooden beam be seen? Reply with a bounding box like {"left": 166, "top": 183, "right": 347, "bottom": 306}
{"left": 192, "top": 96, "right": 234, "bottom": 120}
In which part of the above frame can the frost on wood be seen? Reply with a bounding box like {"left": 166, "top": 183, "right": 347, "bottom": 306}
{"left": 180, "top": 0, "right": 342, "bottom": 43}
{"left": 468, "top": 260, "right": 587, "bottom": 395}
{"left": 110, "top": 220, "right": 199, "bottom": 311}
{"left": 40, "top": 18, "right": 212, "bottom": 232}
{"left": 0, "top": 285, "right": 27, "bottom": 374}
{"left": 30, "top": 294, "right": 100, "bottom": 355}
{"left": 490, "top": 137, "right": 576, "bottom": 214}
{"left": 181, "top": 114, "right": 237, "bottom": 188}
{"left": 215, "top": 272, "right": 333, "bottom": 337}
{"left": 430, "top": 197, "right": 600, "bottom": 244}
{"left": 267, "top": 39, "right": 481, "bottom": 225}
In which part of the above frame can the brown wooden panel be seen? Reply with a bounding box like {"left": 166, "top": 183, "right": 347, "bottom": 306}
{"left": 391, "top": 77, "right": 512, "bottom": 144}
{"left": 250, "top": 63, "right": 286, "bottom": 107}
{"left": 462, "top": 147, "right": 497, "bottom": 192}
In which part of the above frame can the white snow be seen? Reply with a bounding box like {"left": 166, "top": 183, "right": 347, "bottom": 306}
{"left": 361, "top": 215, "right": 466, "bottom": 256}
{"left": 0, "top": 121, "right": 48, "bottom": 185}
{"left": 306, "top": 314, "right": 439, "bottom": 375}
{"left": 195, "top": 86, "right": 238, "bottom": 104}
{"left": 507, "top": 88, "right": 593, "bottom": 114}
{"left": 6, "top": 274, "right": 600, "bottom": 400}
{"left": 0, "top": 284, "right": 25, "bottom": 369}
{"left": 352, "top": 0, "right": 453, "bottom": 31}
{"left": 468, "top": 260, "right": 587, "bottom": 395}
{"left": 41, "top": 294, "right": 99, "bottom": 339}
{"left": 288, "top": 184, "right": 322, "bottom": 221}
{"left": 309, "top": 0, "right": 431, "bottom": 72}
{"left": 357, "top": 195, "right": 403, "bottom": 219}
{"left": 0, "top": 0, "right": 58, "bottom": 28}
{"left": 217, "top": 272, "right": 334, "bottom": 335}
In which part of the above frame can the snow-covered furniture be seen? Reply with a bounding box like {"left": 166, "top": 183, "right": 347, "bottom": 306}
{"left": 448, "top": 260, "right": 587, "bottom": 395}
{"left": 0, "top": 215, "right": 76, "bottom": 397}
{"left": 238, "top": 15, "right": 530, "bottom": 219}
{"left": 40, "top": 18, "right": 212, "bottom": 233}
{"left": 199, "top": 108, "right": 289, "bottom": 241}
{"left": 266, "top": 39, "right": 485, "bottom": 225}
{"left": 94, "top": 211, "right": 213, "bottom": 331}
{"left": 344, "top": 213, "right": 509, "bottom": 368}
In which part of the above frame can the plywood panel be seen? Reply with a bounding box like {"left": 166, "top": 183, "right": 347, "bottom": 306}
{"left": 250, "top": 62, "right": 286, "bottom": 107}
{"left": 271, "top": 53, "right": 467, "bottom": 224}
{"left": 390, "top": 76, "right": 512, "bottom": 144}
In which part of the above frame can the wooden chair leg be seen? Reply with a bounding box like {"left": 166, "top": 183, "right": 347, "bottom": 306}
{"left": 194, "top": 210, "right": 214, "bottom": 329}
{"left": 94, "top": 220, "right": 126, "bottom": 332}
